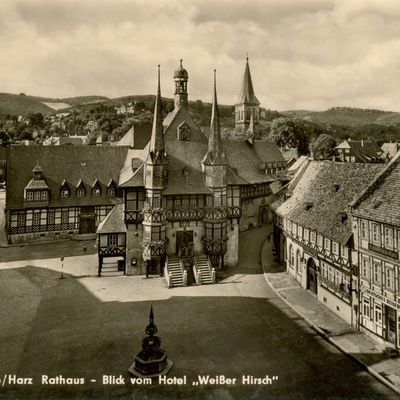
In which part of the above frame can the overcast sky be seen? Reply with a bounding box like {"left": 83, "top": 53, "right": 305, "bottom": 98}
{"left": 1, "top": 0, "right": 400, "bottom": 111}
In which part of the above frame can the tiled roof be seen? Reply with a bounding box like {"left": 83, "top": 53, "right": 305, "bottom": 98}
{"left": 253, "top": 140, "right": 286, "bottom": 165}
{"left": 6, "top": 146, "right": 129, "bottom": 210}
{"left": 276, "top": 161, "right": 383, "bottom": 244}
{"left": 351, "top": 151, "right": 400, "bottom": 226}
{"left": 224, "top": 141, "right": 275, "bottom": 184}
{"left": 25, "top": 179, "right": 49, "bottom": 190}
{"left": 97, "top": 204, "right": 126, "bottom": 234}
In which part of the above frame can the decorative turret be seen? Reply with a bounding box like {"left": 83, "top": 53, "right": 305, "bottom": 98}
{"left": 174, "top": 59, "right": 188, "bottom": 110}
{"left": 202, "top": 70, "right": 228, "bottom": 269}
{"left": 148, "top": 65, "right": 166, "bottom": 165}
{"left": 143, "top": 65, "right": 167, "bottom": 273}
{"left": 235, "top": 56, "right": 260, "bottom": 136}
{"left": 202, "top": 70, "right": 226, "bottom": 168}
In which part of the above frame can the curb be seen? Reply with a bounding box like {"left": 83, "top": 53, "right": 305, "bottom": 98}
{"left": 261, "top": 241, "right": 400, "bottom": 397}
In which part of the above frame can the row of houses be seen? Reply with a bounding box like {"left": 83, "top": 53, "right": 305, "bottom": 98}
{"left": 273, "top": 152, "right": 400, "bottom": 350}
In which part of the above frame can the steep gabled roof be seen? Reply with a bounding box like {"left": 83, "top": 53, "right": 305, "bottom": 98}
{"left": 336, "top": 139, "right": 383, "bottom": 162}
{"left": 97, "top": 204, "right": 126, "bottom": 234}
{"left": 237, "top": 58, "right": 260, "bottom": 106}
{"left": 276, "top": 161, "right": 383, "bottom": 244}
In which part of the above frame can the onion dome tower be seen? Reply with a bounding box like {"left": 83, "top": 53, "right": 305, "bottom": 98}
{"left": 174, "top": 59, "right": 188, "bottom": 110}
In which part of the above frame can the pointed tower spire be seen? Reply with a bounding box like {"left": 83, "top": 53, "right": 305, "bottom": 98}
{"left": 239, "top": 56, "right": 260, "bottom": 105}
{"left": 204, "top": 70, "right": 226, "bottom": 164}
{"left": 149, "top": 65, "right": 165, "bottom": 161}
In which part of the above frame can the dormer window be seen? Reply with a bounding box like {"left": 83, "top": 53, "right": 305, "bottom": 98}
{"left": 76, "top": 179, "right": 85, "bottom": 197}
{"left": 60, "top": 180, "right": 70, "bottom": 198}
{"left": 107, "top": 178, "right": 116, "bottom": 197}
{"left": 92, "top": 179, "right": 101, "bottom": 197}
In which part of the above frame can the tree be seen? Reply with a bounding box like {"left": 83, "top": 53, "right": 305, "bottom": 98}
{"left": 268, "top": 117, "right": 324, "bottom": 155}
{"left": 311, "top": 134, "right": 337, "bottom": 160}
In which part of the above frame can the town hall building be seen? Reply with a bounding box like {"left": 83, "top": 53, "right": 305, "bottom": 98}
{"left": 5, "top": 59, "right": 286, "bottom": 286}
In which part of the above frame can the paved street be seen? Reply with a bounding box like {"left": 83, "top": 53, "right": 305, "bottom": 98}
{"left": 0, "top": 227, "right": 397, "bottom": 399}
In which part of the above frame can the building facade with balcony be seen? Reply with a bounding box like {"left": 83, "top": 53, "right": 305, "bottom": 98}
{"left": 350, "top": 152, "right": 400, "bottom": 348}
{"left": 273, "top": 161, "right": 383, "bottom": 326}
{"left": 5, "top": 60, "right": 285, "bottom": 283}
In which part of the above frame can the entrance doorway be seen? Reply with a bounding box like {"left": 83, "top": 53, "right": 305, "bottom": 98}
{"left": 260, "top": 207, "right": 269, "bottom": 225}
{"left": 385, "top": 305, "right": 397, "bottom": 345}
{"left": 176, "top": 230, "right": 194, "bottom": 258}
{"left": 79, "top": 206, "right": 95, "bottom": 234}
{"left": 307, "top": 257, "right": 318, "bottom": 294}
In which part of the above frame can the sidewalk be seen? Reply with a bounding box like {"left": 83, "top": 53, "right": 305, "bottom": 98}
{"left": 261, "top": 236, "right": 400, "bottom": 396}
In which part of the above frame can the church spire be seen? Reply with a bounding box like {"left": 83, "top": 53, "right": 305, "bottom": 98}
{"left": 149, "top": 65, "right": 165, "bottom": 162}
{"left": 204, "top": 70, "right": 226, "bottom": 164}
{"left": 239, "top": 56, "right": 260, "bottom": 105}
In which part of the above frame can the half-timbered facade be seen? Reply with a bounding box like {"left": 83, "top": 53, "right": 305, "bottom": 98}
{"left": 350, "top": 152, "right": 400, "bottom": 348}
{"left": 273, "top": 161, "right": 383, "bottom": 326}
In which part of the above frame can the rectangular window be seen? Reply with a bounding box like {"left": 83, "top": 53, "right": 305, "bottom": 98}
{"left": 17, "top": 212, "right": 26, "bottom": 227}
{"left": 61, "top": 190, "right": 69, "bottom": 198}
{"left": 384, "top": 227, "right": 394, "bottom": 249}
{"left": 77, "top": 189, "right": 85, "bottom": 197}
{"left": 373, "top": 260, "right": 381, "bottom": 284}
{"left": 360, "top": 220, "right": 367, "bottom": 240}
{"left": 304, "top": 229, "right": 309, "bottom": 242}
{"left": 126, "top": 190, "right": 145, "bottom": 210}
{"left": 372, "top": 224, "right": 381, "bottom": 246}
{"left": 317, "top": 235, "right": 323, "bottom": 248}
{"left": 324, "top": 238, "right": 331, "bottom": 251}
{"left": 310, "top": 231, "right": 316, "bottom": 244}
{"left": 61, "top": 210, "right": 69, "bottom": 224}
{"left": 361, "top": 256, "right": 370, "bottom": 279}
{"left": 40, "top": 191, "right": 48, "bottom": 200}
{"left": 108, "top": 188, "right": 115, "bottom": 196}
{"left": 328, "top": 266, "right": 333, "bottom": 282}
{"left": 26, "top": 191, "right": 34, "bottom": 201}
{"left": 341, "top": 245, "right": 348, "bottom": 259}
{"left": 386, "top": 264, "right": 394, "bottom": 290}
{"left": 47, "top": 210, "right": 55, "bottom": 225}
{"left": 363, "top": 298, "right": 370, "bottom": 318}
{"left": 108, "top": 234, "right": 118, "bottom": 247}
{"left": 32, "top": 212, "right": 40, "bottom": 226}
{"left": 93, "top": 188, "right": 101, "bottom": 197}
{"left": 332, "top": 242, "right": 339, "bottom": 255}
{"left": 375, "top": 305, "right": 382, "bottom": 325}
{"left": 34, "top": 191, "right": 41, "bottom": 200}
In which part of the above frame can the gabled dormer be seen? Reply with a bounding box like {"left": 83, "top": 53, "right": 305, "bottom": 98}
{"left": 24, "top": 163, "right": 50, "bottom": 206}
{"left": 60, "top": 179, "right": 70, "bottom": 198}
{"left": 76, "top": 179, "right": 86, "bottom": 198}
{"left": 107, "top": 179, "right": 117, "bottom": 196}
{"left": 92, "top": 179, "right": 101, "bottom": 197}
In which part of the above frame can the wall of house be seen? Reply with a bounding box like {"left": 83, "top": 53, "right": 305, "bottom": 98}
{"left": 126, "top": 224, "right": 144, "bottom": 275}
{"left": 286, "top": 236, "right": 306, "bottom": 288}
{"left": 165, "top": 221, "right": 204, "bottom": 256}
{"left": 9, "top": 228, "right": 79, "bottom": 244}
{"left": 239, "top": 196, "right": 270, "bottom": 231}
{"left": 318, "top": 286, "right": 352, "bottom": 325}
{"left": 225, "top": 221, "right": 239, "bottom": 267}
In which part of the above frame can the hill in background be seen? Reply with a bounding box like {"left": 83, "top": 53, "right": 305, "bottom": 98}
{"left": 282, "top": 107, "right": 400, "bottom": 127}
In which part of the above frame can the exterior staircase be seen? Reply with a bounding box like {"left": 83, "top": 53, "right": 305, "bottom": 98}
{"left": 165, "top": 256, "right": 185, "bottom": 287}
{"left": 194, "top": 255, "right": 214, "bottom": 285}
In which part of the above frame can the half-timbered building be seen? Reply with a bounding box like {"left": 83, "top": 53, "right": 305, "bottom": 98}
{"left": 273, "top": 161, "right": 383, "bottom": 325}
{"left": 350, "top": 152, "right": 400, "bottom": 349}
